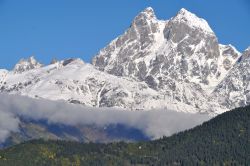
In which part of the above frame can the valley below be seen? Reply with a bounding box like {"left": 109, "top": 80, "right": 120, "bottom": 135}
{"left": 0, "top": 5, "right": 249, "bottom": 165}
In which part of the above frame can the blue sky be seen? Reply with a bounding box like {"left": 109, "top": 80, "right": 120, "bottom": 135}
{"left": 0, "top": 0, "right": 249, "bottom": 69}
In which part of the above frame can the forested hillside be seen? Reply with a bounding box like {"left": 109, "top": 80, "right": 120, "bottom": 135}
{"left": 0, "top": 106, "right": 249, "bottom": 166}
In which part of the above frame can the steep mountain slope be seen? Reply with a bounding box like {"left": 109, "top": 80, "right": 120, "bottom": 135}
{"left": 0, "top": 57, "right": 221, "bottom": 113}
{"left": 93, "top": 8, "right": 240, "bottom": 92}
{"left": 1, "top": 105, "right": 249, "bottom": 165}
{"left": 0, "top": 7, "right": 245, "bottom": 114}
{"left": 0, "top": 58, "right": 162, "bottom": 110}
{"left": 92, "top": 7, "right": 240, "bottom": 112}
{"left": 212, "top": 47, "right": 250, "bottom": 109}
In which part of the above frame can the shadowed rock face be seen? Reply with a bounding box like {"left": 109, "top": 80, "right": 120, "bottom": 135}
{"left": 13, "top": 56, "right": 43, "bottom": 73}
{"left": 159, "top": 17, "right": 220, "bottom": 85}
{"left": 164, "top": 18, "right": 220, "bottom": 59}
{"left": 92, "top": 7, "right": 241, "bottom": 111}
{"left": 93, "top": 8, "right": 226, "bottom": 86}
{"left": 0, "top": 7, "right": 246, "bottom": 115}
{"left": 212, "top": 48, "right": 250, "bottom": 109}
{"left": 93, "top": 7, "right": 161, "bottom": 77}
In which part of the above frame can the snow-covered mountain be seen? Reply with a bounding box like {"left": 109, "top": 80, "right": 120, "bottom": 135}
{"left": 92, "top": 7, "right": 242, "bottom": 113}
{"left": 0, "top": 57, "right": 213, "bottom": 113}
{"left": 212, "top": 47, "right": 250, "bottom": 109}
{"left": 93, "top": 8, "right": 240, "bottom": 92}
{"left": 13, "top": 56, "right": 43, "bottom": 74}
{"left": 0, "top": 7, "right": 248, "bottom": 114}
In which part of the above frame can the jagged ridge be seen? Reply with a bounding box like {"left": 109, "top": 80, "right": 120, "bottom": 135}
{"left": 0, "top": 7, "right": 248, "bottom": 114}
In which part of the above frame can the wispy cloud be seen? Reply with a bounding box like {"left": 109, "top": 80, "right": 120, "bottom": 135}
{"left": 0, "top": 93, "right": 211, "bottom": 143}
{"left": 0, "top": 110, "right": 19, "bottom": 143}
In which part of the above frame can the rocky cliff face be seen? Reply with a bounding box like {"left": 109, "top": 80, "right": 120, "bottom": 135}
{"left": 93, "top": 8, "right": 240, "bottom": 90}
{"left": 92, "top": 7, "right": 241, "bottom": 112}
{"left": 212, "top": 47, "right": 250, "bottom": 109}
{"left": 0, "top": 7, "right": 247, "bottom": 114}
{"left": 13, "top": 56, "right": 43, "bottom": 74}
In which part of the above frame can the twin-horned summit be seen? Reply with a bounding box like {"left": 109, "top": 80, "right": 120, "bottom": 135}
{"left": 2, "top": 7, "right": 249, "bottom": 114}
{"left": 13, "top": 7, "right": 246, "bottom": 72}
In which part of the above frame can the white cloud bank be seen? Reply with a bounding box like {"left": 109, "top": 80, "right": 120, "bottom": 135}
{"left": 0, "top": 93, "right": 212, "bottom": 143}
{"left": 0, "top": 110, "right": 19, "bottom": 143}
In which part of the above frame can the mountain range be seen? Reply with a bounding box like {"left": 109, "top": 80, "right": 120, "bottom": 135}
{"left": 0, "top": 7, "right": 249, "bottom": 115}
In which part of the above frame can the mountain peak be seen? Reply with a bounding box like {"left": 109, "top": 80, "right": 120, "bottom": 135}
{"left": 28, "top": 56, "right": 39, "bottom": 64}
{"left": 246, "top": 46, "right": 250, "bottom": 52}
{"left": 142, "top": 7, "right": 155, "bottom": 16}
{"left": 13, "top": 56, "right": 43, "bottom": 73}
{"left": 241, "top": 46, "right": 250, "bottom": 61}
{"left": 133, "top": 7, "right": 157, "bottom": 22}
{"left": 172, "top": 8, "right": 213, "bottom": 33}
{"left": 178, "top": 8, "right": 191, "bottom": 15}
{"left": 176, "top": 8, "right": 200, "bottom": 19}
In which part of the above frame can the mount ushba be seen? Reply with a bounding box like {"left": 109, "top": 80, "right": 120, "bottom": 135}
{"left": 0, "top": 7, "right": 248, "bottom": 114}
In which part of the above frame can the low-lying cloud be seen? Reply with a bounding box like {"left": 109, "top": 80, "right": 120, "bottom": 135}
{"left": 0, "top": 110, "right": 19, "bottom": 143}
{"left": 0, "top": 93, "right": 212, "bottom": 143}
